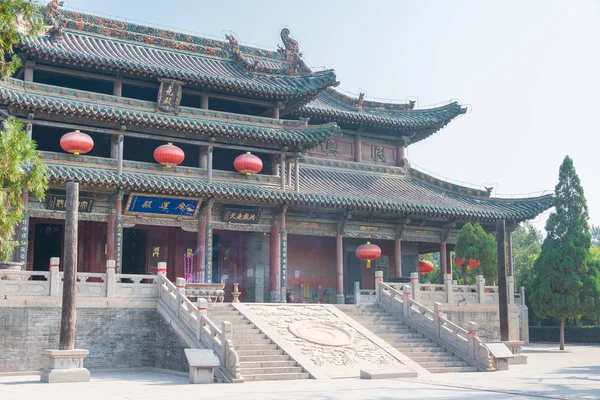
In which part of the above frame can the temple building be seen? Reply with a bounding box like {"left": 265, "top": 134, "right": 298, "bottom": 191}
{"left": 2, "top": 3, "right": 552, "bottom": 304}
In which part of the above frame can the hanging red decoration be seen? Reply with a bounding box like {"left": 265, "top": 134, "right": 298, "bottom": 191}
{"left": 418, "top": 259, "right": 434, "bottom": 274}
{"left": 154, "top": 142, "right": 185, "bottom": 168}
{"left": 60, "top": 130, "right": 94, "bottom": 155}
{"left": 467, "top": 259, "right": 480, "bottom": 270}
{"left": 355, "top": 242, "right": 382, "bottom": 269}
{"left": 454, "top": 257, "right": 466, "bottom": 267}
{"left": 234, "top": 152, "right": 263, "bottom": 175}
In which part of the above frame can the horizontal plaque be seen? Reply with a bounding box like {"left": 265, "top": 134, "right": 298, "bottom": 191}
{"left": 125, "top": 193, "right": 201, "bottom": 219}
{"left": 222, "top": 208, "right": 261, "bottom": 224}
{"left": 46, "top": 195, "right": 94, "bottom": 213}
{"left": 300, "top": 222, "right": 319, "bottom": 228}
{"left": 359, "top": 225, "right": 379, "bottom": 232}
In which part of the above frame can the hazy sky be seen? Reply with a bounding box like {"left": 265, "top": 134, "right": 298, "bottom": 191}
{"left": 59, "top": 0, "right": 600, "bottom": 231}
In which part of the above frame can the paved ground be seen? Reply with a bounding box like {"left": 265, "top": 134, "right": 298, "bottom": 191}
{"left": 1, "top": 344, "right": 599, "bottom": 399}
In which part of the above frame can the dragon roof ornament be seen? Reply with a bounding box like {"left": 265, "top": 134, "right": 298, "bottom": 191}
{"left": 45, "top": 0, "right": 63, "bottom": 39}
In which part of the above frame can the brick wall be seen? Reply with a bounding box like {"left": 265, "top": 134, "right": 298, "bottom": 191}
{"left": 0, "top": 307, "right": 188, "bottom": 373}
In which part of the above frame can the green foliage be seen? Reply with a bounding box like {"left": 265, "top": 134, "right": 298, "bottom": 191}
{"left": 0, "top": 0, "right": 43, "bottom": 77}
{"left": 529, "top": 156, "right": 598, "bottom": 347}
{"left": 0, "top": 118, "right": 48, "bottom": 260}
{"left": 419, "top": 252, "right": 440, "bottom": 283}
{"left": 454, "top": 222, "right": 497, "bottom": 284}
{"left": 581, "top": 247, "right": 600, "bottom": 320}
{"left": 529, "top": 326, "right": 600, "bottom": 344}
{"left": 591, "top": 225, "right": 600, "bottom": 247}
{"left": 512, "top": 221, "right": 542, "bottom": 288}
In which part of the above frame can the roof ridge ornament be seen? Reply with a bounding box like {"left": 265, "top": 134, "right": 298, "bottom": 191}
{"left": 46, "top": 0, "right": 64, "bottom": 39}
{"left": 357, "top": 92, "right": 365, "bottom": 111}
{"left": 277, "top": 28, "right": 303, "bottom": 60}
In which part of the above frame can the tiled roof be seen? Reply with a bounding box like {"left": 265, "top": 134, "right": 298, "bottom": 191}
{"left": 42, "top": 160, "right": 553, "bottom": 222}
{"left": 0, "top": 78, "right": 339, "bottom": 148}
{"left": 292, "top": 88, "right": 466, "bottom": 142}
{"left": 19, "top": 29, "right": 336, "bottom": 100}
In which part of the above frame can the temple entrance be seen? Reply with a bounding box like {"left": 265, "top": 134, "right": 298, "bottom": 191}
{"left": 345, "top": 250, "right": 362, "bottom": 299}
{"left": 33, "top": 223, "right": 63, "bottom": 271}
{"left": 122, "top": 228, "right": 147, "bottom": 275}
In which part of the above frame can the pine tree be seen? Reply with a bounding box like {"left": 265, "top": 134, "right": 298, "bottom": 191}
{"left": 529, "top": 156, "right": 592, "bottom": 350}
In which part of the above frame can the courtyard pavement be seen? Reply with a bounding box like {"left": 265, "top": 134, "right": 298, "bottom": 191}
{"left": 1, "top": 344, "right": 598, "bottom": 399}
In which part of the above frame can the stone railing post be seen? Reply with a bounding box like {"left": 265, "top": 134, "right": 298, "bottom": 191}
{"left": 175, "top": 277, "right": 186, "bottom": 317}
{"left": 220, "top": 321, "right": 233, "bottom": 362}
{"left": 106, "top": 260, "right": 116, "bottom": 297}
{"left": 433, "top": 302, "right": 442, "bottom": 336}
{"left": 49, "top": 257, "right": 60, "bottom": 297}
{"left": 467, "top": 321, "right": 479, "bottom": 359}
{"left": 196, "top": 298, "right": 208, "bottom": 340}
{"left": 410, "top": 272, "right": 420, "bottom": 302}
{"left": 157, "top": 262, "right": 167, "bottom": 276}
{"left": 444, "top": 273, "right": 453, "bottom": 304}
{"left": 402, "top": 287, "right": 410, "bottom": 317}
{"left": 375, "top": 271, "right": 383, "bottom": 302}
{"left": 507, "top": 275, "right": 515, "bottom": 304}
{"left": 354, "top": 281, "right": 360, "bottom": 304}
{"left": 476, "top": 275, "right": 485, "bottom": 304}
{"left": 520, "top": 286, "right": 526, "bottom": 306}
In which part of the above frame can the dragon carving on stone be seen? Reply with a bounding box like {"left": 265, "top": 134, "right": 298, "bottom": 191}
{"left": 277, "top": 28, "right": 303, "bottom": 59}
{"left": 46, "top": 0, "right": 64, "bottom": 39}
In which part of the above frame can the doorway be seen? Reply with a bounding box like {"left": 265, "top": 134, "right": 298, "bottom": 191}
{"left": 33, "top": 224, "right": 63, "bottom": 271}
{"left": 122, "top": 228, "right": 147, "bottom": 275}
{"left": 345, "top": 250, "right": 362, "bottom": 298}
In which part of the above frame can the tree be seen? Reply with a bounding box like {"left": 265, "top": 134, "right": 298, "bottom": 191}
{"left": 1, "top": 0, "right": 43, "bottom": 77}
{"left": 0, "top": 118, "right": 48, "bottom": 261}
{"left": 511, "top": 221, "right": 542, "bottom": 289}
{"left": 454, "top": 223, "right": 498, "bottom": 284}
{"left": 529, "top": 156, "right": 594, "bottom": 350}
{"left": 591, "top": 225, "right": 600, "bottom": 247}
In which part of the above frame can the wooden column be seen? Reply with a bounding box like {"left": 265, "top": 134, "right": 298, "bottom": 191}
{"left": 24, "top": 61, "right": 35, "bottom": 82}
{"left": 294, "top": 156, "right": 300, "bottom": 192}
{"left": 280, "top": 209, "right": 288, "bottom": 303}
{"left": 396, "top": 145, "right": 405, "bottom": 167}
{"left": 394, "top": 235, "right": 402, "bottom": 277}
{"left": 205, "top": 201, "right": 213, "bottom": 283}
{"left": 507, "top": 230, "right": 514, "bottom": 277}
{"left": 354, "top": 135, "right": 362, "bottom": 163}
{"left": 207, "top": 141, "right": 214, "bottom": 184}
{"left": 200, "top": 95, "right": 209, "bottom": 110}
{"left": 117, "top": 134, "right": 124, "bottom": 175}
{"left": 446, "top": 248, "right": 453, "bottom": 277}
{"left": 336, "top": 234, "right": 344, "bottom": 303}
{"left": 269, "top": 224, "right": 281, "bottom": 303}
{"left": 113, "top": 75, "right": 122, "bottom": 97}
{"left": 440, "top": 235, "right": 447, "bottom": 279}
{"left": 106, "top": 195, "right": 115, "bottom": 261}
{"left": 286, "top": 161, "right": 292, "bottom": 187}
{"left": 15, "top": 191, "right": 29, "bottom": 267}
{"left": 199, "top": 147, "right": 208, "bottom": 169}
{"left": 497, "top": 219, "right": 509, "bottom": 341}
{"left": 271, "top": 154, "right": 281, "bottom": 176}
{"left": 280, "top": 154, "right": 286, "bottom": 190}
{"left": 196, "top": 206, "right": 206, "bottom": 283}
{"left": 272, "top": 106, "right": 280, "bottom": 119}
{"left": 114, "top": 191, "right": 124, "bottom": 273}
{"left": 59, "top": 182, "right": 79, "bottom": 350}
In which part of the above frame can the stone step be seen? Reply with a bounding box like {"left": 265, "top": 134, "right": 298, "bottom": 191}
{"left": 375, "top": 332, "right": 423, "bottom": 340}
{"left": 352, "top": 319, "right": 403, "bottom": 326}
{"left": 207, "top": 313, "right": 246, "bottom": 320}
{"left": 407, "top": 355, "right": 458, "bottom": 362}
{"left": 235, "top": 344, "right": 279, "bottom": 351}
{"left": 361, "top": 324, "right": 410, "bottom": 331}
{"left": 242, "top": 372, "right": 311, "bottom": 381}
{"left": 401, "top": 346, "right": 446, "bottom": 353}
{"left": 229, "top": 326, "right": 260, "bottom": 333}
{"left": 390, "top": 337, "right": 432, "bottom": 344}
{"left": 238, "top": 354, "right": 291, "bottom": 362}
{"left": 239, "top": 360, "right": 298, "bottom": 369}
{"left": 231, "top": 338, "right": 272, "bottom": 345}
{"left": 419, "top": 361, "right": 471, "bottom": 368}
{"left": 428, "top": 366, "right": 478, "bottom": 373}
{"left": 232, "top": 333, "right": 267, "bottom": 340}
{"left": 393, "top": 342, "right": 440, "bottom": 349}
{"left": 237, "top": 349, "right": 284, "bottom": 356}
{"left": 240, "top": 366, "right": 304, "bottom": 375}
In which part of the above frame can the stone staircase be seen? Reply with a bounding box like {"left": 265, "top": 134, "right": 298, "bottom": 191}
{"left": 207, "top": 304, "right": 310, "bottom": 381}
{"left": 336, "top": 304, "right": 478, "bottom": 373}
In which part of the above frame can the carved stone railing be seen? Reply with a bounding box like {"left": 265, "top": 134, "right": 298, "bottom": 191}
{"left": 377, "top": 281, "right": 493, "bottom": 372}
{"left": 157, "top": 275, "right": 242, "bottom": 382}
{"left": 353, "top": 281, "right": 377, "bottom": 304}
{"left": 0, "top": 270, "right": 51, "bottom": 296}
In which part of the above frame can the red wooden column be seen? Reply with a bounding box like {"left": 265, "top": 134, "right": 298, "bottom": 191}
{"left": 196, "top": 210, "right": 206, "bottom": 283}
{"left": 440, "top": 235, "right": 447, "bottom": 283}
{"left": 507, "top": 230, "right": 514, "bottom": 277}
{"left": 446, "top": 248, "right": 453, "bottom": 277}
{"left": 394, "top": 235, "right": 402, "bottom": 277}
{"left": 269, "top": 221, "right": 281, "bottom": 303}
{"left": 205, "top": 200, "right": 213, "bottom": 283}
{"left": 106, "top": 195, "right": 115, "bottom": 260}
{"left": 114, "top": 191, "right": 124, "bottom": 273}
{"left": 280, "top": 208, "right": 288, "bottom": 303}
{"left": 336, "top": 234, "right": 344, "bottom": 304}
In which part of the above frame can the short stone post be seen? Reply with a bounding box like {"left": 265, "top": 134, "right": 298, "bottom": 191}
{"left": 433, "top": 302, "right": 442, "bottom": 336}
{"left": 196, "top": 298, "right": 208, "bottom": 340}
{"left": 410, "top": 272, "right": 420, "bottom": 302}
{"left": 402, "top": 286, "right": 410, "bottom": 317}
{"left": 507, "top": 275, "right": 515, "bottom": 305}
{"left": 444, "top": 274, "right": 453, "bottom": 304}
{"left": 232, "top": 283, "right": 240, "bottom": 303}
{"left": 354, "top": 281, "right": 360, "bottom": 304}
{"left": 106, "top": 260, "right": 115, "bottom": 298}
{"left": 375, "top": 271, "right": 384, "bottom": 302}
{"left": 220, "top": 321, "right": 233, "bottom": 363}
{"left": 520, "top": 286, "right": 526, "bottom": 306}
{"left": 467, "top": 321, "right": 479, "bottom": 359}
{"left": 175, "top": 277, "right": 186, "bottom": 318}
{"left": 157, "top": 262, "right": 167, "bottom": 276}
{"left": 476, "top": 275, "right": 485, "bottom": 304}
{"left": 49, "top": 257, "right": 60, "bottom": 297}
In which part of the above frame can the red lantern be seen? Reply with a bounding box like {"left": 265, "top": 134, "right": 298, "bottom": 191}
{"left": 419, "top": 259, "right": 434, "bottom": 275}
{"left": 234, "top": 152, "right": 263, "bottom": 175}
{"left": 60, "top": 130, "right": 94, "bottom": 155}
{"left": 454, "top": 257, "right": 466, "bottom": 267}
{"left": 355, "top": 242, "right": 381, "bottom": 269}
{"left": 467, "top": 259, "right": 480, "bottom": 270}
{"left": 154, "top": 142, "right": 185, "bottom": 168}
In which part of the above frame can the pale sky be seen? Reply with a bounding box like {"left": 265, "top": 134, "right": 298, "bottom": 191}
{"left": 59, "top": 0, "right": 600, "bottom": 231}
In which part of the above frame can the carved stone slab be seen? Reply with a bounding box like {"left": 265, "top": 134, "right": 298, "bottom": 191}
{"left": 184, "top": 349, "right": 220, "bottom": 367}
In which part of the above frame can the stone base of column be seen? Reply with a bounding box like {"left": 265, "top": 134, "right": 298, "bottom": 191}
{"left": 41, "top": 349, "right": 90, "bottom": 383}
{"left": 269, "top": 291, "right": 281, "bottom": 303}
{"left": 336, "top": 294, "right": 345, "bottom": 304}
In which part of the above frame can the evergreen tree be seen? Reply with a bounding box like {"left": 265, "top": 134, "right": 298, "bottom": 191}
{"left": 454, "top": 223, "right": 497, "bottom": 284}
{"left": 1, "top": 0, "right": 43, "bottom": 77}
{"left": 529, "top": 156, "right": 592, "bottom": 350}
{"left": 512, "top": 222, "right": 542, "bottom": 288}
